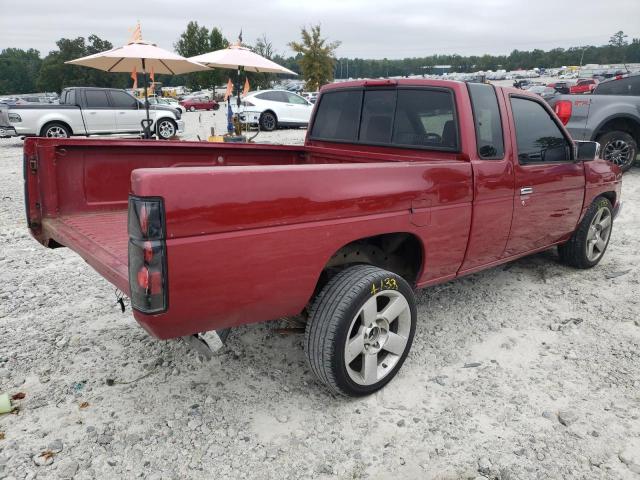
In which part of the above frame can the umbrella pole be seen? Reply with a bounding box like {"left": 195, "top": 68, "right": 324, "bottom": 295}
{"left": 237, "top": 66, "right": 244, "bottom": 136}
{"left": 142, "top": 58, "right": 151, "bottom": 139}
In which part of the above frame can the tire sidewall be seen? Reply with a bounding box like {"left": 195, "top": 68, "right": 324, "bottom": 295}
{"left": 331, "top": 270, "right": 417, "bottom": 396}
{"left": 581, "top": 197, "right": 613, "bottom": 268}
{"left": 260, "top": 112, "right": 277, "bottom": 131}
{"left": 599, "top": 131, "right": 637, "bottom": 171}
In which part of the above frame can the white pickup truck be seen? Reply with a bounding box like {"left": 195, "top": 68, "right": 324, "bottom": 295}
{"left": 6, "top": 87, "right": 184, "bottom": 139}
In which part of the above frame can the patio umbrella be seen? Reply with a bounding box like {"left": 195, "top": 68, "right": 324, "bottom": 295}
{"left": 67, "top": 40, "right": 209, "bottom": 138}
{"left": 190, "top": 44, "right": 297, "bottom": 133}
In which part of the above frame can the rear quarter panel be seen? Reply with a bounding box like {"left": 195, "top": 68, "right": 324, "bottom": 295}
{"left": 130, "top": 161, "right": 473, "bottom": 338}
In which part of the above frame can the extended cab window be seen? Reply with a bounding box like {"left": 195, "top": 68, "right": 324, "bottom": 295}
{"left": 511, "top": 97, "right": 571, "bottom": 164}
{"left": 85, "top": 90, "right": 110, "bottom": 108}
{"left": 110, "top": 90, "right": 138, "bottom": 109}
{"left": 594, "top": 76, "right": 640, "bottom": 96}
{"left": 468, "top": 83, "right": 504, "bottom": 159}
{"left": 311, "top": 90, "right": 363, "bottom": 141}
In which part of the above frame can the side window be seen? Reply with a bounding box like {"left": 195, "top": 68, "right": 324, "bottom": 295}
{"left": 274, "top": 91, "right": 290, "bottom": 103}
{"left": 392, "top": 89, "right": 457, "bottom": 149}
{"left": 595, "top": 76, "right": 639, "bottom": 96}
{"left": 286, "top": 93, "right": 308, "bottom": 105}
{"left": 468, "top": 83, "right": 504, "bottom": 159}
{"left": 511, "top": 97, "right": 570, "bottom": 164}
{"left": 359, "top": 90, "right": 395, "bottom": 144}
{"left": 84, "top": 90, "right": 110, "bottom": 108}
{"left": 109, "top": 91, "right": 138, "bottom": 109}
{"left": 310, "top": 90, "right": 362, "bottom": 141}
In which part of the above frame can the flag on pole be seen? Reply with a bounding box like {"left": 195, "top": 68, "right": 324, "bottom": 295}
{"left": 224, "top": 78, "right": 233, "bottom": 101}
{"left": 150, "top": 67, "right": 155, "bottom": 83}
{"left": 242, "top": 78, "right": 250, "bottom": 96}
{"left": 129, "top": 22, "right": 142, "bottom": 43}
{"left": 131, "top": 67, "right": 137, "bottom": 89}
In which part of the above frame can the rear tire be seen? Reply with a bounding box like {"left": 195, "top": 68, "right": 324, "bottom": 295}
{"left": 40, "top": 122, "right": 70, "bottom": 138}
{"left": 189, "top": 106, "right": 196, "bottom": 112}
{"left": 597, "top": 130, "right": 637, "bottom": 172}
{"left": 259, "top": 111, "right": 277, "bottom": 131}
{"left": 558, "top": 197, "right": 613, "bottom": 269}
{"left": 304, "top": 265, "right": 417, "bottom": 396}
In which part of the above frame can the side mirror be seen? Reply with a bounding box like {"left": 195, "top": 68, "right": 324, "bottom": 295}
{"left": 575, "top": 141, "right": 600, "bottom": 162}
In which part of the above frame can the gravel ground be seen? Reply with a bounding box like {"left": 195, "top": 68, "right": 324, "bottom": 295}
{"left": 0, "top": 113, "right": 639, "bottom": 480}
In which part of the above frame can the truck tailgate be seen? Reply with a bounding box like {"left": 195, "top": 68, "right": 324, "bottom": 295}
{"left": 42, "top": 211, "right": 129, "bottom": 294}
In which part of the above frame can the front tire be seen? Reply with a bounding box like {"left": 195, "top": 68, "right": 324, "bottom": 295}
{"left": 558, "top": 197, "right": 613, "bottom": 269}
{"left": 156, "top": 119, "right": 177, "bottom": 140}
{"left": 40, "top": 122, "right": 70, "bottom": 138}
{"left": 259, "top": 111, "right": 277, "bottom": 131}
{"left": 304, "top": 265, "right": 417, "bottom": 396}
{"left": 598, "top": 130, "right": 637, "bottom": 172}
{"left": 189, "top": 106, "right": 196, "bottom": 112}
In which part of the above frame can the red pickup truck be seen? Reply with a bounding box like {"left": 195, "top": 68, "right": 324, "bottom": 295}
{"left": 24, "top": 79, "right": 622, "bottom": 396}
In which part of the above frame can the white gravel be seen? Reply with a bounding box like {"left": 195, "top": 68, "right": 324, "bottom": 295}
{"left": 0, "top": 113, "right": 639, "bottom": 480}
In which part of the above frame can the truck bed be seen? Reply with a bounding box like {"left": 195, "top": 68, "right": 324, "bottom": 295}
{"left": 42, "top": 211, "right": 129, "bottom": 293}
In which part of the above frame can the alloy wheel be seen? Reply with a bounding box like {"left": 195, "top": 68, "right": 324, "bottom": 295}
{"left": 586, "top": 206, "right": 612, "bottom": 262}
{"left": 602, "top": 139, "right": 631, "bottom": 166}
{"left": 343, "top": 290, "right": 411, "bottom": 386}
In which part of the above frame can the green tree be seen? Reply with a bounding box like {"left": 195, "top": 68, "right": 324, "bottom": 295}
{"left": 0, "top": 48, "right": 42, "bottom": 94}
{"left": 174, "top": 21, "right": 213, "bottom": 89}
{"left": 36, "top": 35, "right": 126, "bottom": 93}
{"left": 609, "top": 31, "right": 628, "bottom": 48}
{"left": 249, "top": 34, "right": 277, "bottom": 90}
{"left": 289, "top": 25, "right": 340, "bottom": 91}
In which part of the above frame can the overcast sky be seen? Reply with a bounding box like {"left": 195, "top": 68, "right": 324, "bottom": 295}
{"left": 2, "top": 0, "right": 638, "bottom": 59}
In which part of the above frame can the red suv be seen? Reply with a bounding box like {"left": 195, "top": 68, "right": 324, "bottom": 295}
{"left": 179, "top": 97, "right": 220, "bottom": 112}
{"left": 570, "top": 79, "right": 598, "bottom": 94}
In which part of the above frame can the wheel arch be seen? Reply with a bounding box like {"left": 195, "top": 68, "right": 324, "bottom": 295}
{"left": 592, "top": 114, "right": 640, "bottom": 144}
{"left": 39, "top": 120, "right": 73, "bottom": 137}
{"left": 308, "top": 232, "right": 424, "bottom": 308}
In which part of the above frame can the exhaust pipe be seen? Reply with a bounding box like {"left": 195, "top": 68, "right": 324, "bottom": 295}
{"left": 182, "top": 329, "right": 230, "bottom": 359}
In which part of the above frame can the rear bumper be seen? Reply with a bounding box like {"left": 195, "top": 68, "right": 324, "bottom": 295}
{"left": 0, "top": 125, "right": 18, "bottom": 138}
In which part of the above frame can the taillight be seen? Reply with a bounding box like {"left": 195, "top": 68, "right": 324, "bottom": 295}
{"left": 128, "top": 196, "right": 167, "bottom": 313}
{"left": 554, "top": 100, "right": 572, "bottom": 125}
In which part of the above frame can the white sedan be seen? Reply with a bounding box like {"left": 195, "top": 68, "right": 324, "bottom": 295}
{"left": 232, "top": 90, "right": 313, "bottom": 131}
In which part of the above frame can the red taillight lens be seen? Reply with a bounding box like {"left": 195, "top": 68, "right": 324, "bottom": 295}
{"left": 128, "top": 196, "right": 167, "bottom": 314}
{"left": 554, "top": 100, "right": 572, "bottom": 125}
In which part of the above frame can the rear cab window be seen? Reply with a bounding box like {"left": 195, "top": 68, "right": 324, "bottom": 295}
{"left": 310, "top": 86, "right": 459, "bottom": 152}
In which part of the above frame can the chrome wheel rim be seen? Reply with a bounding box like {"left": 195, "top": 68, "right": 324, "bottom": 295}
{"left": 158, "top": 121, "right": 175, "bottom": 139}
{"left": 586, "top": 206, "right": 612, "bottom": 262}
{"left": 602, "top": 139, "right": 631, "bottom": 166}
{"left": 262, "top": 114, "right": 275, "bottom": 130}
{"left": 344, "top": 290, "right": 411, "bottom": 386}
{"left": 46, "top": 126, "right": 68, "bottom": 138}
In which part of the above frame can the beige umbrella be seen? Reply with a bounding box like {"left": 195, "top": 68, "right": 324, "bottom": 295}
{"left": 189, "top": 44, "right": 297, "bottom": 75}
{"left": 67, "top": 40, "right": 209, "bottom": 137}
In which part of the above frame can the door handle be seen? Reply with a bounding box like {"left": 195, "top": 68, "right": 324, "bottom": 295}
{"left": 520, "top": 187, "right": 534, "bottom": 195}
{"left": 88, "top": 111, "right": 97, "bottom": 115}
{"left": 119, "top": 111, "right": 126, "bottom": 115}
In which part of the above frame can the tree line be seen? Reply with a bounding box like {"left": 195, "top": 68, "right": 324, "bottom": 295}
{"left": 0, "top": 25, "right": 638, "bottom": 95}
